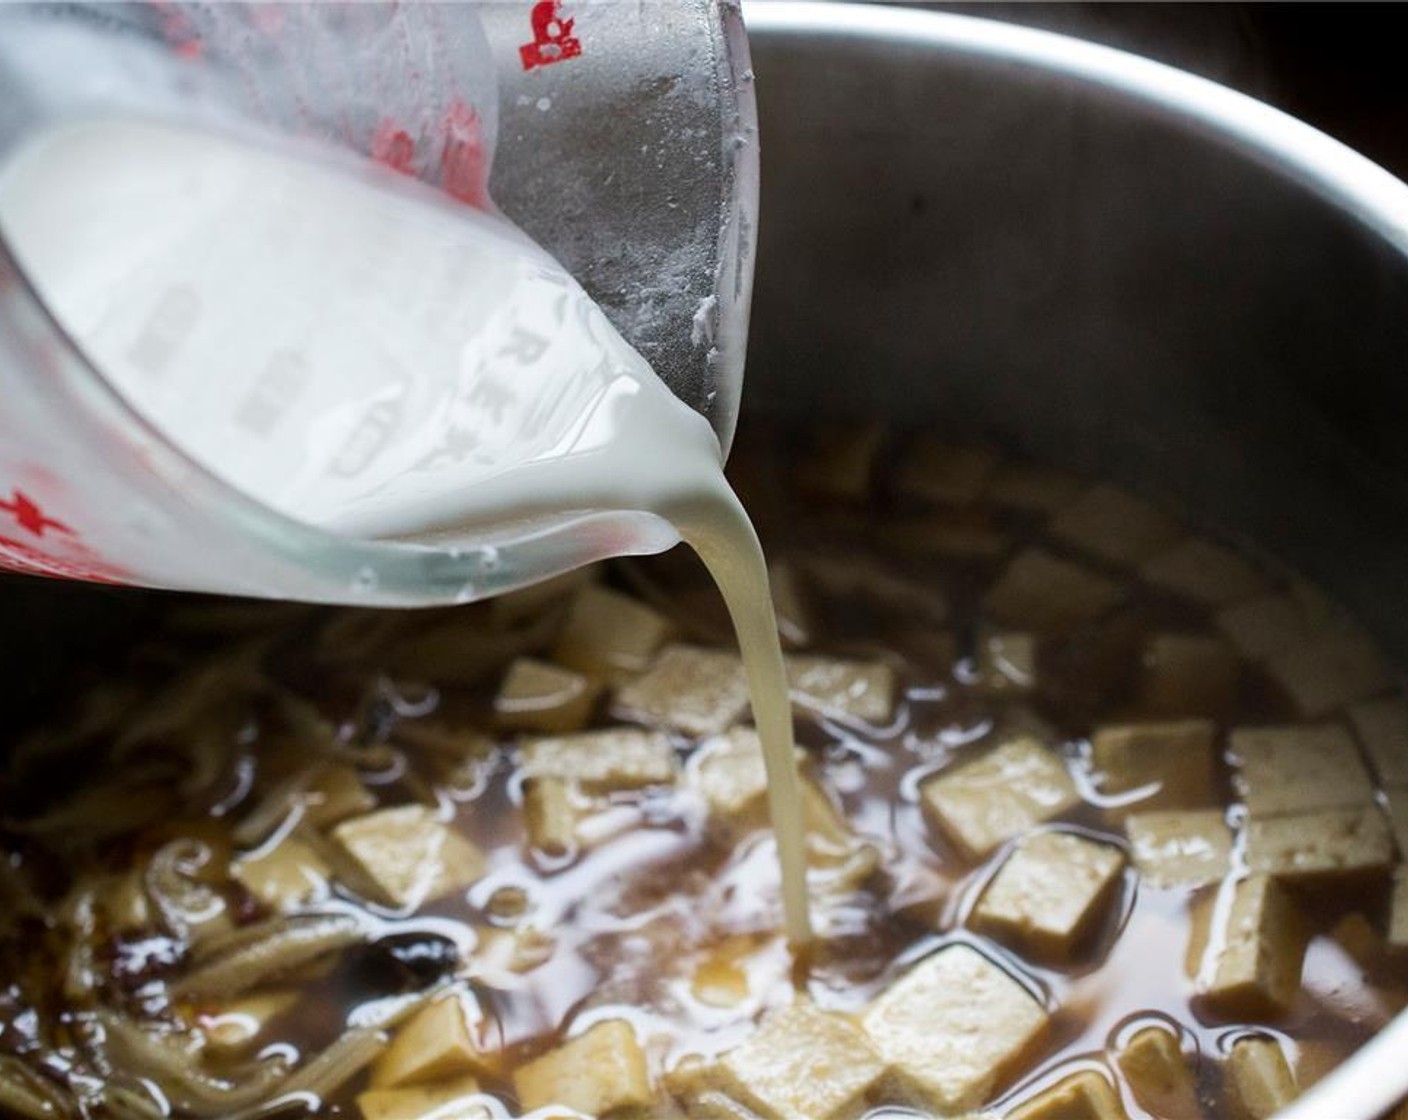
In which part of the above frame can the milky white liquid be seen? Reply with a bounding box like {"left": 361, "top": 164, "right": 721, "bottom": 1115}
{"left": 0, "top": 120, "right": 813, "bottom": 945}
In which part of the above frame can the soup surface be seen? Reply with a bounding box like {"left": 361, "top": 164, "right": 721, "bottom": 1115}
{"left": 1, "top": 422, "right": 1406, "bottom": 1120}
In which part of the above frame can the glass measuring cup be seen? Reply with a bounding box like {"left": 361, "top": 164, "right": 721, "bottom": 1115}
{"left": 0, "top": 1, "right": 757, "bottom": 606}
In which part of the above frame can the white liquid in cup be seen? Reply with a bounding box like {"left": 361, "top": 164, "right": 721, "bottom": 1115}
{"left": 0, "top": 119, "right": 814, "bottom": 945}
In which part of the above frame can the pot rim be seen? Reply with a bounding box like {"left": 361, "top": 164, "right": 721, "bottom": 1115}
{"left": 744, "top": 4, "right": 1408, "bottom": 1118}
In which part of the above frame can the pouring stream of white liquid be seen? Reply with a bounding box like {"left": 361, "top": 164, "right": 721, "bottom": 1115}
{"left": 0, "top": 119, "right": 813, "bottom": 945}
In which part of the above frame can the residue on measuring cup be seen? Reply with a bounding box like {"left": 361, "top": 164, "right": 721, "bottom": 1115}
{"left": 350, "top": 566, "right": 379, "bottom": 595}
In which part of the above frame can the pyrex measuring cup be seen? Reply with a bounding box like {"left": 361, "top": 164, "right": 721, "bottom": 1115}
{"left": 0, "top": 1, "right": 757, "bottom": 606}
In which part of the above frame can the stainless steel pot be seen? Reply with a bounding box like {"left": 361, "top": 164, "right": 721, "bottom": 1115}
{"left": 742, "top": 4, "right": 1408, "bottom": 1117}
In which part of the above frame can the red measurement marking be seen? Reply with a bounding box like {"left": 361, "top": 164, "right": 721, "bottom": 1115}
{"left": 0, "top": 534, "right": 125, "bottom": 585}
{"left": 148, "top": 1, "right": 203, "bottom": 59}
{"left": 371, "top": 120, "right": 418, "bottom": 175}
{"left": 0, "top": 489, "right": 72, "bottom": 539}
{"left": 520, "top": 1, "right": 582, "bottom": 71}
{"left": 440, "top": 100, "right": 490, "bottom": 209}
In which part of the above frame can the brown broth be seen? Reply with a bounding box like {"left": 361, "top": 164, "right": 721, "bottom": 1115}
{"left": 0, "top": 421, "right": 1405, "bottom": 1119}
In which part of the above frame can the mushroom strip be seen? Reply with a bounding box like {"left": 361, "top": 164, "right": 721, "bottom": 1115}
{"left": 0, "top": 1055, "right": 75, "bottom": 1119}
{"left": 226, "top": 1028, "right": 387, "bottom": 1120}
{"left": 171, "top": 913, "right": 364, "bottom": 999}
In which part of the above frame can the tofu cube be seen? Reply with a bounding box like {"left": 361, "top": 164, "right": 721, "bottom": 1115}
{"left": 614, "top": 645, "right": 750, "bottom": 736}
{"left": 1114, "top": 1024, "right": 1200, "bottom": 1119}
{"left": 331, "top": 806, "right": 486, "bottom": 909}
{"left": 716, "top": 1001, "right": 884, "bottom": 1120}
{"left": 1244, "top": 807, "right": 1394, "bottom": 882}
{"left": 494, "top": 657, "right": 601, "bottom": 734}
{"left": 1137, "top": 634, "right": 1240, "bottom": 716}
{"left": 985, "top": 462, "right": 1082, "bottom": 514}
{"left": 519, "top": 728, "right": 676, "bottom": 793}
{"left": 802, "top": 553, "right": 950, "bottom": 624}
{"left": 1140, "top": 539, "right": 1266, "bottom": 608}
{"left": 974, "top": 631, "right": 1038, "bottom": 694}
{"left": 1200, "top": 875, "right": 1304, "bottom": 1018}
{"left": 1051, "top": 485, "right": 1182, "bottom": 568}
{"left": 1215, "top": 595, "right": 1312, "bottom": 663}
{"left": 1348, "top": 696, "right": 1408, "bottom": 785}
{"left": 513, "top": 1019, "right": 653, "bottom": 1115}
{"left": 372, "top": 993, "right": 494, "bottom": 1087}
{"left": 551, "top": 585, "right": 672, "bottom": 683}
{"left": 523, "top": 776, "right": 577, "bottom": 858}
{"left": 984, "top": 549, "right": 1126, "bottom": 631}
{"left": 796, "top": 421, "right": 886, "bottom": 501}
{"left": 920, "top": 737, "right": 1080, "bottom": 860}
{"left": 1229, "top": 724, "right": 1374, "bottom": 817}
{"left": 860, "top": 943, "right": 1049, "bottom": 1113}
{"left": 1224, "top": 1036, "right": 1297, "bottom": 1120}
{"left": 1007, "top": 1070, "right": 1126, "bottom": 1120}
{"left": 894, "top": 440, "right": 999, "bottom": 506}
{"left": 232, "top": 836, "right": 330, "bottom": 913}
{"left": 973, "top": 830, "right": 1125, "bottom": 959}
{"left": 692, "top": 727, "right": 770, "bottom": 835}
{"left": 786, "top": 654, "right": 896, "bottom": 725}
{"left": 769, "top": 560, "right": 813, "bottom": 649}
{"left": 1091, "top": 720, "right": 1217, "bottom": 812}
{"left": 357, "top": 1073, "right": 488, "bottom": 1120}
{"left": 302, "top": 765, "right": 376, "bottom": 828}
{"left": 1126, "top": 810, "right": 1232, "bottom": 888}
{"left": 196, "top": 990, "right": 298, "bottom": 1057}
{"left": 1390, "top": 866, "right": 1408, "bottom": 950}
{"left": 1267, "top": 629, "right": 1392, "bottom": 717}
{"left": 1387, "top": 786, "right": 1408, "bottom": 865}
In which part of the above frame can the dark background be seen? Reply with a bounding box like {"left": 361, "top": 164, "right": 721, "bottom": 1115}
{"left": 933, "top": 4, "right": 1408, "bottom": 180}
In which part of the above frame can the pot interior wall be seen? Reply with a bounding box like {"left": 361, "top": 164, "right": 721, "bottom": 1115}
{"left": 743, "top": 25, "right": 1408, "bottom": 660}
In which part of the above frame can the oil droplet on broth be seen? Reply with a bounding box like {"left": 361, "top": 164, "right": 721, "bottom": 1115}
{"left": 0, "top": 116, "right": 815, "bottom": 947}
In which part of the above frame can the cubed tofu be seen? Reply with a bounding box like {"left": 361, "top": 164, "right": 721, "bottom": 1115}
{"left": 984, "top": 550, "right": 1126, "bottom": 631}
{"left": 331, "top": 806, "right": 486, "bottom": 909}
{"left": 494, "top": 657, "right": 601, "bottom": 734}
{"left": 860, "top": 943, "right": 1049, "bottom": 1114}
{"left": 1140, "top": 539, "right": 1265, "bottom": 608}
{"left": 894, "top": 440, "right": 999, "bottom": 506}
{"left": 1229, "top": 724, "right": 1374, "bottom": 817}
{"left": 489, "top": 565, "right": 596, "bottom": 629}
{"left": 1215, "top": 595, "right": 1312, "bottom": 663}
{"left": 523, "top": 777, "right": 577, "bottom": 857}
{"left": 1051, "top": 486, "right": 1182, "bottom": 568}
{"left": 973, "top": 831, "right": 1125, "bottom": 959}
{"left": 1348, "top": 696, "right": 1408, "bottom": 785}
{"left": 357, "top": 1073, "right": 489, "bottom": 1120}
{"left": 973, "top": 632, "right": 1038, "bottom": 694}
{"left": 614, "top": 645, "right": 750, "bottom": 736}
{"left": 692, "top": 727, "right": 770, "bottom": 835}
{"left": 372, "top": 993, "right": 494, "bottom": 1087}
{"left": 985, "top": 462, "right": 1082, "bottom": 514}
{"left": 1385, "top": 786, "right": 1408, "bottom": 859}
{"left": 197, "top": 990, "right": 298, "bottom": 1057}
{"left": 513, "top": 1019, "right": 653, "bottom": 1116}
{"left": 232, "top": 836, "right": 330, "bottom": 913}
{"left": 551, "top": 585, "right": 672, "bottom": 683}
{"left": 717, "top": 1001, "right": 884, "bottom": 1120}
{"left": 796, "top": 421, "right": 886, "bottom": 501}
{"left": 1126, "top": 811, "right": 1232, "bottom": 888}
{"left": 1137, "top": 634, "right": 1239, "bottom": 716}
{"left": 1092, "top": 720, "right": 1217, "bottom": 812}
{"left": 769, "top": 560, "right": 813, "bottom": 649}
{"left": 1115, "top": 1024, "right": 1201, "bottom": 1119}
{"left": 920, "top": 738, "right": 1080, "bottom": 860}
{"left": 1224, "top": 1036, "right": 1297, "bottom": 1120}
{"left": 1007, "top": 1070, "right": 1126, "bottom": 1120}
{"left": 1200, "top": 875, "right": 1304, "bottom": 1018}
{"left": 879, "top": 514, "right": 1009, "bottom": 561}
{"left": 1390, "top": 866, "right": 1408, "bottom": 950}
{"left": 303, "top": 765, "right": 376, "bottom": 828}
{"left": 802, "top": 554, "right": 950, "bottom": 624}
{"left": 519, "top": 728, "right": 677, "bottom": 793}
{"left": 786, "top": 655, "right": 896, "bottom": 725}
{"left": 1244, "top": 807, "right": 1394, "bottom": 882}
{"left": 1267, "top": 629, "right": 1392, "bottom": 718}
